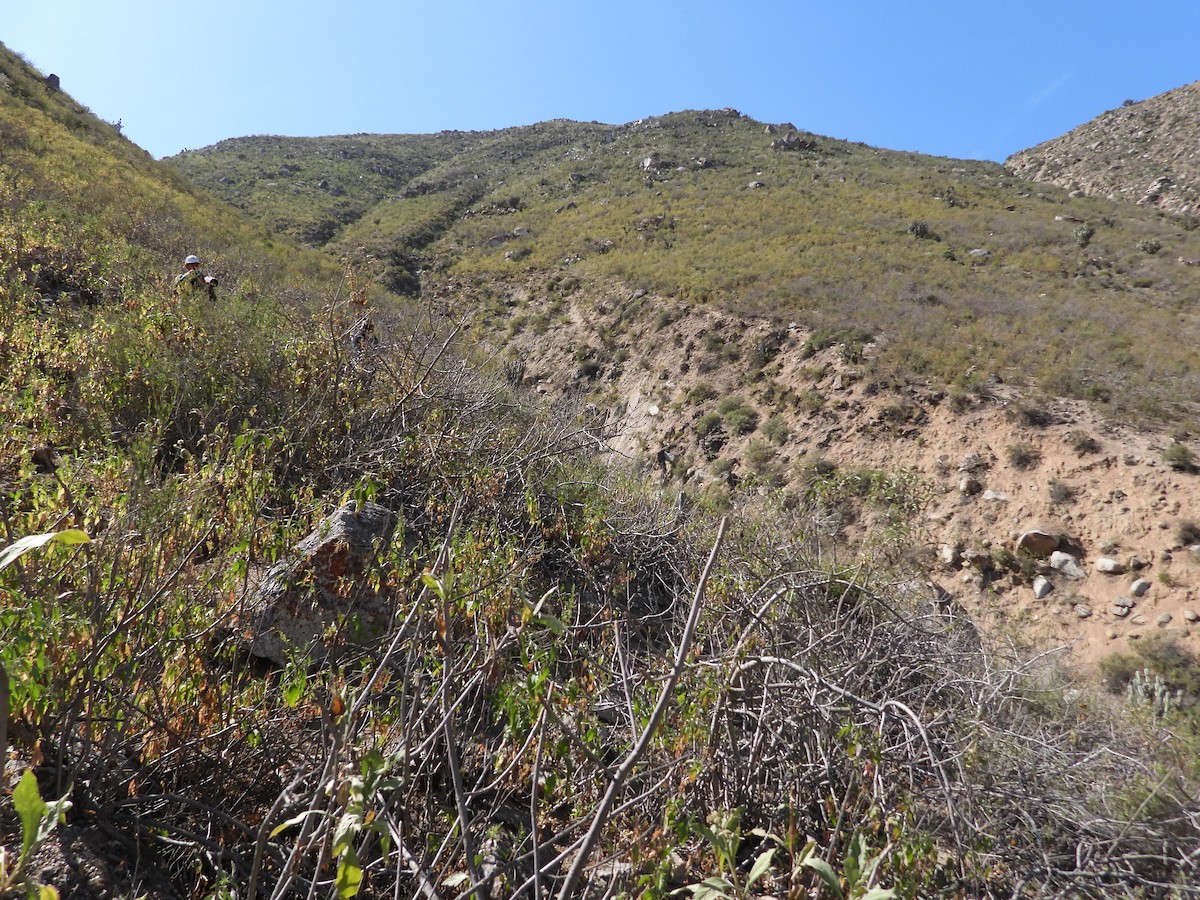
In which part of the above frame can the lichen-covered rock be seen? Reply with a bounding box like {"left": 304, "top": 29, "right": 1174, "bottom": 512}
{"left": 238, "top": 502, "right": 397, "bottom": 665}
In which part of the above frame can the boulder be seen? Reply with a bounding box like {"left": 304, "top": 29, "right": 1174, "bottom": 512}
{"left": 1050, "top": 551, "right": 1086, "bottom": 580}
{"left": 962, "top": 548, "right": 992, "bottom": 570}
{"left": 1095, "top": 557, "right": 1127, "bottom": 575}
{"left": 1032, "top": 576, "right": 1053, "bottom": 599}
{"left": 1130, "top": 579, "right": 1151, "bottom": 597}
{"left": 1016, "top": 526, "right": 1062, "bottom": 557}
{"left": 238, "top": 502, "right": 397, "bottom": 666}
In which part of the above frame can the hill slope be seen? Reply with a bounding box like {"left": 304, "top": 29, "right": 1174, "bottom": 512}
{"left": 4, "top": 47, "right": 1200, "bottom": 898}
{"left": 1007, "top": 81, "right": 1200, "bottom": 217}
{"left": 170, "top": 109, "right": 1200, "bottom": 427}
{"left": 167, "top": 106, "right": 1200, "bottom": 671}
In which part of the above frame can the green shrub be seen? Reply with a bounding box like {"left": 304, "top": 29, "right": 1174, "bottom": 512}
{"left": 723, "top": 406, "right": 760, "bottom": 435}
{"left": 761, "top": 415, "right": 790, "bottom": 445}
{"left": 1136, "top": 238, "right": 1162, "bottom": 255}
{"left": 744, "top": 440, "right": 776, "bottom": 473}
{"left": 1164, "top": 443, "right": 1196, "bottom": 472}
{"left": 687, "top": 382, "right": 719, "bottom": 404}
{"left": 696, "top": 411, "right": 723, "bottom": 435}
{"left": 716, "top": 395, "right": 747, "bottom": 415}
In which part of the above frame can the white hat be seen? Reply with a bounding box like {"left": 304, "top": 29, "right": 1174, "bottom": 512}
{"left": 185, "top": 254, "right": 201, "bottom": 265}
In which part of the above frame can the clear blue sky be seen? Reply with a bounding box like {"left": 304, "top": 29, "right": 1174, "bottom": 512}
{"left": 6, "top": 1, "right": 1198, "bottom": 162}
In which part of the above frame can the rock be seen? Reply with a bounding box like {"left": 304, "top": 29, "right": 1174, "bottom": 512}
{"left": 1131, "top": 615, "right": 1147, "bottom": 626}
{"left": 1114, "top": 596, "right": 1136, "bottom": 609}
{"left": 1157, "top": 612, "right": 1173, "bottom": 626}
{"left": 959, "top": 476, "right": 982, "bottom": 495}
{"left": 1129, "top": 556, "right": 1147, "bottom": 570}
{"left": 239, "top": 502, "right": 397, "bottom": 666}
{"left": 1130, "top": 579, "right": 1151, "bottom": 597}
{"left": 1112, "top": 605, "right": 1130, "bottom": 618}
{"left": 1050, "top": 551, "right": 1086, "bottom": 579}
{"left": 962, "top": 548, "right": 992, "bottom": 571}
{"left": 747, "top": 180, "right": 766, "bottom": 189}
{"left": 939, "top": 544, "right": 962, "bottom": 567}
{"left": 1016, "top": 527, "right": 1061, "bottom": 557}
{"left": 1073, "top": 604, "right": 1093, "bottom": 618}
{"left": 1184, "top": 610, "right": 1200, "bottom": 623}
{"left": 1032, "top": 576, "right": 1053, "bottom": 598}
{"left": 1095, "top": 557, "right": 1127, "bottom": 574}
{"left": 959, "top": 452, "right": 990, "bottom": 474}
{"left": 982, "top": 490, "right": 1009, "bottom": 502}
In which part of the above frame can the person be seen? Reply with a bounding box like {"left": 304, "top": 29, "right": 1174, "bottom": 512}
{"left": 174, "top": 254, "right": 218, "bottom": 300}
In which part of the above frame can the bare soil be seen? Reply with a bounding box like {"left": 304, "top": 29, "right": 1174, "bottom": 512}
{"left": 438, "top": 271, "right": 1200, "bottom": 681}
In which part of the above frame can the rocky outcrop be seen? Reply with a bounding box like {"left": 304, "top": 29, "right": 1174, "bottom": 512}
{"left": 238, "top": 502, "right": 397, "bottom": 665}
{"left": 1006, "top": 81, "right": 1200, "bottom": 216}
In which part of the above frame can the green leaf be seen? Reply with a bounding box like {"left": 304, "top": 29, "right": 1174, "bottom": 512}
{"left": 860, "top": 890, "right": 897, "bottom": 900}
{"left": 801, "top": 856, "right": 843, "bottom": 899}
{"left": 441, "top": 872, "right": 470, "bottom": 888}
{"left": 0, "top": 529, "right": 91, "bottom": 572}
{"left": 268, "top": 809, "right": 320, "bottom": 838}
{"left": 688, "top": 877, "right": 733, "bottom": 900}
{"left": 332, "top": 811, "right": 363, "bottom": 857}
{"left": 14, "top": 770, "right": 47, "bottom": 859}
{"left": 536, "top": 613, "right": 566, "bottom": 636}
{"left": 746, "top": 847, "right": 776, "bottom": 888}
{"left": 36, "top": 886, "right": 61, "bottom": 900}
{"left": 335, "top": 848, "right": 363, "bottom": 898}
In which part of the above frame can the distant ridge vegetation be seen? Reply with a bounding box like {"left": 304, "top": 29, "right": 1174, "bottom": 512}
{"left": 171, "top": 106, "right": 1200, "bottom": 427}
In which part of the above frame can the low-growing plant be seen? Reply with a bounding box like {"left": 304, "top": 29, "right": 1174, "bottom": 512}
{"left": 1006, "top": 442, "right": 1042, "bottom": 470}
{"left": 723, "top": 405, "right": 760, "bottom": 436}
{"left": 687, "top": 381, "right": 719, "bottom": 404}
{"left": 1178, "top": 520, "right": 1200, "bottom": 546}
{"left": 761, "top": 415, "right": 790, "bottom": 445}
{"left": 696, "top": 411, "right": 724, "bottom": 436}
{"left": 1164, "top": 442, "right": 1196, "bottom": 472}
{"left": 744, "top": 440, "right": 776, "bottom": 473}
{"left": 1048, "top": 478, "right": 1076, "bottom": 504}
{"left": 1065, "top": 430, "right": 1101, "bottom": 455}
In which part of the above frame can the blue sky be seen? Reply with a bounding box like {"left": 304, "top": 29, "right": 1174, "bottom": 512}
{"left": 6, "top": 1, "right": 1198, "bottom": 162}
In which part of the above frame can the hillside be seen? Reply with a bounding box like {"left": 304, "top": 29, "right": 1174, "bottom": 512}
{"left": 169, "top": 107, "right": 1200, "bottom": 673}
{"left": 1007, "top": 81, "right": 1200, "bottom": 217}
{"left": 4, "top": 43, "right": 1200, "bottom": 899}
{"left": 170, "top": 110, "right": 1200, "bottom": 427}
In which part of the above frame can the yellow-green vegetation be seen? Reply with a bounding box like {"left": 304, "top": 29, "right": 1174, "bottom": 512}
{"left": 4, "top": 44, "right": 1200, "bottom": 899}
{"left": 172, "top": 110, "right": 1200, "bottom": 429}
